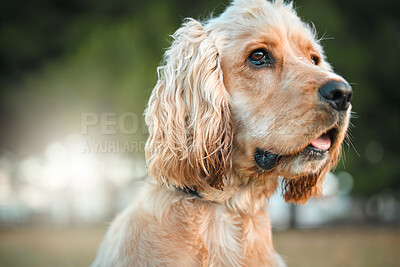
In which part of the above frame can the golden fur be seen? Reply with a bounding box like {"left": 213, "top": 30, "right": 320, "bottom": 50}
{"left": 92, "top": 0, "right": 351, "bottom": 266}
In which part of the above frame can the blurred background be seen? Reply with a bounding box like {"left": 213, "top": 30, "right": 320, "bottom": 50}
{"left": 0, "top": 0, "right": 399, "bottom": 266}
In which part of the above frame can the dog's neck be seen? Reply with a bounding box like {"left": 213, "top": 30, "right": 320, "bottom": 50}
{"left": 164, "top": 180, "right": 282, "bottom": 266}
{"left": 190, "top": 173, "right": 280, "bottom": 215}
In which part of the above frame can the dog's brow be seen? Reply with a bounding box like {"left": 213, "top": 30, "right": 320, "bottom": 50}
{"left": 245, "top": 38, "right": 280, "bottom": 55}
{"left": 258, "top": 34, "right": 281, "bottom": 48}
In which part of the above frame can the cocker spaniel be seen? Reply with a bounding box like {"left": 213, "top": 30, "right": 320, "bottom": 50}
{"left": 92, "top": 0, "right": 352, "bottom": 266}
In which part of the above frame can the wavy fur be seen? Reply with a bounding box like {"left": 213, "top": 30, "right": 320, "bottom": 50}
{"left": 145, "top": 19, "right": 233, "bottom": 191}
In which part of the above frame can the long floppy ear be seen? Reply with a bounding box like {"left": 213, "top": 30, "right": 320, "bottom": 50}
{"left": 282, "top": 147, "right": 341, "bottom": 204}
{"left": 145, "top": 19, "right": 232, "bottom": 191}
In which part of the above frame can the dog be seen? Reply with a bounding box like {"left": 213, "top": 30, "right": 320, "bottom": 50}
{"left": 92, "top": 0, "right": 352, "bottom": 266}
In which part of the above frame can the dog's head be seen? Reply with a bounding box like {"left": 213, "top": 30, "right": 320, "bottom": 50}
{"left": 145, "top": 0, "right": 352, "bottom": 204}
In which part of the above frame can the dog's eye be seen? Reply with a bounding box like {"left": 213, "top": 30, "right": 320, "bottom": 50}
{"left": 249, "top": 50, "right": 271, "bottom": 66}
{"left": 311, "top": 55, "right": 320, "bottom": 65}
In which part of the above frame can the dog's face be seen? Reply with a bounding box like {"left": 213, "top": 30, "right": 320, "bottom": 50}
{"left": 216, "top": 2, "right": 351, "bottom": 184}
{"left": 145, "top": 0, "right": 352, "bottom": 204}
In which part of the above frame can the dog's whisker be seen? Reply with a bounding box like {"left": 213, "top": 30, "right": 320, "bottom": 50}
{"left": 318, "top": 30, "right": 334, "bottom": 42}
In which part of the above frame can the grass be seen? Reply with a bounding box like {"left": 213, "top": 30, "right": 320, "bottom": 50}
{"left": 274, "top": 228, "right": 400, "bottom": 267}
{"left": 0, "top": 227, "right": 106, "bottom": 267}
{"left": 0, "top": 227, "right": 399, "bottom": 266}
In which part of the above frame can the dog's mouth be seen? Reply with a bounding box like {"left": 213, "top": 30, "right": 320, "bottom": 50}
{"left": 254, "top": 128, "right": 338, "bottom": 171}
{"left": 302, "top": 127, "right": 338, "bottom": 157}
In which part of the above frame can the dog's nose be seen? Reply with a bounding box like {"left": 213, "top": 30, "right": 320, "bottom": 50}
{"left": 318, "top": 81, "right": 353, "bottom": 111}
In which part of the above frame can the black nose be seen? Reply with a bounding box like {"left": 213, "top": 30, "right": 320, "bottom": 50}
{"left": 318, "top": 81, "right": 353, "bottom": 111}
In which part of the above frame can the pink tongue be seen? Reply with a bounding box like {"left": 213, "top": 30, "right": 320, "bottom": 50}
{"left": 310, "top": 133, "right": 331, "bottom": 151}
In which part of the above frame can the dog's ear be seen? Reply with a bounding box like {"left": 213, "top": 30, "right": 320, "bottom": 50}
{"left": 282, "top": 147, "right": 341, "bottom": 204}
{"left": 145, "top": 19, "right": 232, "bottom": 191}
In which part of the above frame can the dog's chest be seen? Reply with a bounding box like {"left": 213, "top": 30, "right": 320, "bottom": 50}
{"left": 198, "top": 206, "right": 276, "bottom": 267}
